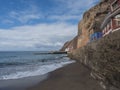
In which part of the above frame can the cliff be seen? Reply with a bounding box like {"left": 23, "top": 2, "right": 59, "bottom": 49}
{"left": 61, "top": 0, "right": 120, "bottom": 90}
{"left": 60, "top": 36, "right": 78, "bottom": 52}
{"left": 69, "top": 30, "right": 120, "bottom": 90}
{"left": 77, "top": 0, "right": 109, "bottom": 48}
{"left": 61, "top": 0, "right": 110, "bottom": 51}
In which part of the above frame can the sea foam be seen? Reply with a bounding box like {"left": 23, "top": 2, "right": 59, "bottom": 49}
{"left": 0, "top": 60, "right": 75, "bottom": 80}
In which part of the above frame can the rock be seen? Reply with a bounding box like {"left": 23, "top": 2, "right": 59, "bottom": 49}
{"left": 60, "top": 36, "right": 78, "bottom": 52}
{"left": 77, "top": 0, "right": 109, "bottom": 48}
{"left": 61, "top": 0, "right": 110, "bottom": 51}
{"left": 61, "top": 0, "right": 120, "bottom": 89}
{"left": 69, "top": 30, "right": 120, "bottom": 90}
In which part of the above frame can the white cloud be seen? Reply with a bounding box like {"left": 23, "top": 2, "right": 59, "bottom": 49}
{"left": 0, "top": 0, "right": 99, "bottom": 51}
{"left": 9, "top": 5, "right": 42, "bottom": 23}
{"left": 2, "top": 19, "right": 14, "bottom": 24}
{"left": 49, "top": 14, "right": 82, "bottom": 21}
{"left": 0, "top": 22, "right": 77, "bottom": 51}
{"left": 54, "top": 0, "right": 99, "bottom": 10}
{"left": 47, "top": 0, "right": 99, "bottom": 21}
{"left": 8, "top": 0, "right": 99, "bottom": 23}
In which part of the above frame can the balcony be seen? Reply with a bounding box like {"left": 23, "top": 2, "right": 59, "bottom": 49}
{"left": 111, "top": 0, "right": 120, "bottom": 11}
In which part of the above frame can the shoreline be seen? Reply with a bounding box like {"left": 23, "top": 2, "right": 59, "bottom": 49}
{"left": 0, "top": 74, "right": 48, "bottom": 90}
{"left": 0, "top": 61, "right": 74, "bottom": 90}
{"left": 27, "top": 62, "right": 104, "bottom": 90}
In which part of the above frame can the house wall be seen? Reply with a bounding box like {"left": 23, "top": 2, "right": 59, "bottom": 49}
{"left": 102, "top": 13, "right": 120, "bottom": 36}
{"left": 102, "top": 0, "right": 120, "bottom": 36}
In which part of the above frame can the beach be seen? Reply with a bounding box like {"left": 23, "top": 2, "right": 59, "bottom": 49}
{"left": 28, "top": 62, "right": 104, "bottom": 90}
{"left": 0, "top": 52, "right": 75, "bottom": 90}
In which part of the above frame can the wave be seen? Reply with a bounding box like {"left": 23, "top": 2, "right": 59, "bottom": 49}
{"left": 0, "top": 57, "right": 60, "bottom": 67}
{"left": 0, "top": 62, "right": 27, "bottom": 67}
{"left": 0, "top": 60, "right": 75, "bottom": 80}
{"left": 0, "top": 57, "right": 68, "bottom": 68}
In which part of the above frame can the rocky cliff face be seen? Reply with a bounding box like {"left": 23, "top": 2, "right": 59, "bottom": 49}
{"left": 61, "top": 0, "right": 120, "bottom": 90}
{"left": 77, "top": 0, "right": 109, "bottom": 48}
{"left": 61, "top": 0, "right": 110, "bottom": 51}
{"left": 69, "top": 30, "right": 120, "bottom": 90}
{"left": 60, "top": 36, "right": 78, "bottom": 52}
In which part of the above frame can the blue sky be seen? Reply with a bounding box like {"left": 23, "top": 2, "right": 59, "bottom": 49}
{"left": 0, "top": 0, "right": 99, "bottom": 51}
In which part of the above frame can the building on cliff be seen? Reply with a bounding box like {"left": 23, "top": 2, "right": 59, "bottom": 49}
{"left": 76, "top": 0, "right": 109, "bottom": 49}
{"left": 101, "top": 0, "right": 120, "bottom": 36}
{"left": 61, "top": 0, "right": 110, "bottom": 52}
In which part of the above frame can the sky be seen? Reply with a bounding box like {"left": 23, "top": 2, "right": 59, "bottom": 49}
{"left": 0, "top": 0, "right": 99, "bottom": 51}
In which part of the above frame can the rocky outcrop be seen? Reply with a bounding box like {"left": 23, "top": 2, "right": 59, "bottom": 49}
{"left": 61, "top": 0, "right": 110, "bottom": 51}
{"left": 60, "top": 36, "right": 78, "bottom": 52}
{"left": 77, "top": 0, "right": 109, "bottom": 48}
{"left": 61, "top": 0, "right": 120, "bottom": 89}
{"left": 69, "top": 30, "right": 120, "bottom": 90}
{"left": 60, "top": 41, "right": 70, "bottom": 51}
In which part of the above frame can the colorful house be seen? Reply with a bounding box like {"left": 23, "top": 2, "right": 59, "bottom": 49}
{"left": 101, "top": 0, "right": 120, "bottom": 37}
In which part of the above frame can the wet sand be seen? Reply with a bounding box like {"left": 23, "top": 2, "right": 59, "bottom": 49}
{"left": 28, "top": 62, "right": 104, "bottom": 90}
{"left": 0, "top": 74, "right": 48, "bottom": 90}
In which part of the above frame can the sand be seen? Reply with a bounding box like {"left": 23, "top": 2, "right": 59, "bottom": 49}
{"left": 28, "top": 62, "right": 104, "bottom": 90}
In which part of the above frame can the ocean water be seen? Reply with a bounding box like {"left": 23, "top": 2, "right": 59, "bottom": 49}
{"left": 0, "top": 51, "right": 75, "bottom": 80}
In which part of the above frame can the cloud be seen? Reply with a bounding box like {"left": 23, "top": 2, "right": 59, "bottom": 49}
{"left": 7, "top": 0, "right": 99, "bottom": 23}
{"left": 0, "top": 22, "right": 77, "bottom": 51}
{"left": 2, "top": 19, "right": 14, "bottom": 24}
{"left": 9, "top": 5, "right": 42, "bottom": 23}
{"left": 53, "top": 0, "right": 99, "bottom": 10}
{"left": 0, "top": 0, "right": 99, "bottom": 51}
{"left": 48, "top": 14, "right": 82, "bottom": 21}
{"left": 46, "top": 0, "right": 99, "bottom": 21}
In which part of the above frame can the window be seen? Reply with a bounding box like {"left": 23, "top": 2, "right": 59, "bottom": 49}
{"left": 107, "top": 24, "right": 109, "bottom": 31}
{"left": 109, "top": 22, "right": 111, "bottom": 29}
{"left": 115, "top": 14, "right": 120, "bottom": 26}
{"left": 117, "top": 21, "right": 120, "bottom": 26}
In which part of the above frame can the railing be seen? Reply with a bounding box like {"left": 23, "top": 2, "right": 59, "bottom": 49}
{"left": 111, "top": 0, "right": 120, "bottom": 11}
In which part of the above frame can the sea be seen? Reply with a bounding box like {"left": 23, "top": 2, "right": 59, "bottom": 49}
{"left": 0, "top": 51, "right": 75, "bottom": 80}
{"left": 0, "top": 51, "right": 75, "bottom": 90}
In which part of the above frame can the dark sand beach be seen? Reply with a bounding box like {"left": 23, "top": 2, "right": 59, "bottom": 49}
{"left": 0, "top": 74, "right": 48, "bottom": 90}
{"left": 28, "top": 62, "right": 104, "bottom": 90}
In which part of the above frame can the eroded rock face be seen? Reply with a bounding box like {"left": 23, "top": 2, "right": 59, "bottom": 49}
{"left": 61, "top": 0, "right": 120, "bottom": 89}
{"left": 61, "top": 0, "right": 110, "bottom": 51}
{"left": 77, "top": 0, "right": 109, "bottom": 48}
{"left": 60, "top": 36, "right": 78, "bottom": 52}
{"left": 60, "top": 41, "right": 70, "bottom": 51}
{"left": 69, "top": 30, "right": 120, "bottom": 90}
